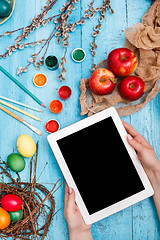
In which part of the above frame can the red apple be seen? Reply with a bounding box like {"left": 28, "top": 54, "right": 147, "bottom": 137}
{"left": 119, "top": 76, "right": 145, "bottom": 101}
{"left": 89, "top": 68, "right": 117, "bottom": 95}
{"left": 107, "top": 48, "right": 138, "bottom": 77}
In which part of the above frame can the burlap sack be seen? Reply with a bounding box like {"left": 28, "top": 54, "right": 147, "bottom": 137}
{"left": 80, "top": 0, "right": 160, "bottom": 117}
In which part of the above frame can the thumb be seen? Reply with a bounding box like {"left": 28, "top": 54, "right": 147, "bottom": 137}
{"left": 127, "top": 134, "right": 143, "bottom": 153}
{"left": 67, "top": 187, "right": 76, "bottom": 211}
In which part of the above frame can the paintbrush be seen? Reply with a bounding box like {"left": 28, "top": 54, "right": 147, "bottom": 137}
{"left": 0, "top": 65, "right": 46, "bottom": 108}
{"left": 0, "top": 99, "right": 42, "bottom": 121}
{"left": 0, "top": 95, "right": 42, "bottom": 112}
{"left": 0, "top": 105, "right": 42, "bottom": 136}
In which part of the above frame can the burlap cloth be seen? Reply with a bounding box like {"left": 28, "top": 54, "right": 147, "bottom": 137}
{"left": 80, "top": 0, "right": 160, "bottom": 117}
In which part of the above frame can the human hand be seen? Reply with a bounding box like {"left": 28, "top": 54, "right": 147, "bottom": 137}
{"left": 64, "top": 183, "right": 93, "bottom": 240}
{"left": 123, "top": 121, "right": 160, "bottom": 220}
{"left": 122, "top": 121, "right": 160, "bottom": 181}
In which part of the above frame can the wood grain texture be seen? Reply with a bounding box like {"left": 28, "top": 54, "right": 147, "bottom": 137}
{"left": 0, "top": 0, "right": 159, "bottom": 239}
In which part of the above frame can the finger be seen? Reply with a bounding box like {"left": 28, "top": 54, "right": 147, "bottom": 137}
{"left": 122, "top": 120, "right": 141, "bottom": 138}
{"left": 122, "top": 121, "right": 151, "bottom": 147}
{"left": 66, "top": 187, "right": 76, "bottom": 212}
{"left": 127, "top": 134, "right": 144, "bottom": 153}
{"left": 75, "top": 201, "right": 80, "bottom": 211}
{"left": 64, "top": 183, "right": 69, "bottom": 208}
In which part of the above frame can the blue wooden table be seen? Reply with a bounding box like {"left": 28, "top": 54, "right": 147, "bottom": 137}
{"left": 0, "top": 0, "right": 160, "bottom": 239}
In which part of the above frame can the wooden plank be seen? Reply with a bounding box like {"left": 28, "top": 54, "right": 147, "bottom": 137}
{"left": 81, "top": 0, "right": 132, "bottom": 239}
{"left": 127, "top": 0, "right": 160, "bottom": 239}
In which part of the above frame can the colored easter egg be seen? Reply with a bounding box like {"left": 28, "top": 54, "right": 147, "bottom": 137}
{"left": 7, "top": 153, "right": 25, "bottom": 172}
{"left": 0, "top": 0, "right": 11, "bottom": 18}
{"left": 0, "top": 207, "right": 10, "bottom": 229}
{"left": 17, "top": 134, "right": 36, "bottom": 158}
{"left": 1, "top": 194, "right": 23, "bottom": 212}
{"left": 9, "top": 210, "right": 23, "bottom": 222}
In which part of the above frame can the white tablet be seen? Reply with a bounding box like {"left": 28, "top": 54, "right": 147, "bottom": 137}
{"left": 47, "top": 107, "right": 154, "bottom": 225}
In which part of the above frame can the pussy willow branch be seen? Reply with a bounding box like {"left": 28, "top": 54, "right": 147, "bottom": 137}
{"left": 0, "top": 0, "right": 113, "bottom": 81}
{"left": 20, "top": 0, "right": 74, "bottom": 75}
{"left": 0, "top": 0, "right": 60, "bottom": 59}
{"left": 15, "top": 0, "right": 58, "bottom": 43}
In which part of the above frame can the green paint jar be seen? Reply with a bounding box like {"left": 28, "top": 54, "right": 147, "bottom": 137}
{"left": 72, "top": 48, "right": 86, "bottom": 62}
{"left": 45, "top": 55, "right": 59, "bottom": 71}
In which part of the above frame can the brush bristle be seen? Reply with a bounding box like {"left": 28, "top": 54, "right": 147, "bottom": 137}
{"left": 36, "top": 129, "right": 43, "bottom": 136}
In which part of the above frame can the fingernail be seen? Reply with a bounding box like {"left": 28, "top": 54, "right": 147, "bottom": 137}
{"left": 128, "top": 134, "right": 133, "bottom": 141}
{"left": 69, "top": 187, "right": 73, "bottom": 194}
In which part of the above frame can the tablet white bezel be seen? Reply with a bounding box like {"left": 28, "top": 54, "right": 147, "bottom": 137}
{"left": 47, "top": 107, "right": 154, "bottom": 225}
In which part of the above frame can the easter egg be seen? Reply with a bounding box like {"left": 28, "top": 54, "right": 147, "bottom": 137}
{"left": 0, "top": 0, "right": 11, "bottom": 18}
{"left": 17, "top": 134, "right": 36, "bottom": 158}
{"left": 0, "top": 207, "right": 11, "bottom": 229}
{"left": 9, "top": 210, "right": 23, "bottom": 222}
{"left": 1, "top": 194, "right": 23, "bottom": 212}
{"left": 7, "top": 153, "right": 25, "bottom": 172}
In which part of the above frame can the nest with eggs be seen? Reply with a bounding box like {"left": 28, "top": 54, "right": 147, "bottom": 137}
{"left": 0, "top": 142, "right": 64, "bottom": 240}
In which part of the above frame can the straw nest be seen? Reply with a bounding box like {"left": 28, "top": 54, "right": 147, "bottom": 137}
{"left": 0, "top": 142, "right": 64, "bottom": 240}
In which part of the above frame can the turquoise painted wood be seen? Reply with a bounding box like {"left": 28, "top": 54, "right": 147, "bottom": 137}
{"left": 0, "top": 0, "right": 160, "bottom": 239}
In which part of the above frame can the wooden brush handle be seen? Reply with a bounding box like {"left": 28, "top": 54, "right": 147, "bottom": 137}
{"left": 0, "top": 105, "right": 23, "bottom": 123}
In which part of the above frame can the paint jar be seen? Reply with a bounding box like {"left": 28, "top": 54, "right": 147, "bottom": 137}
{"left": 59, "top": 86, "right": 72, "bottom": 100}
{"left": 72, "top": 48, "right": 86, "bottom": 62}
{"left": 45, "top": 119, "right": 60, "bottom": 133}
{"left": 50, "top": 100, "right": 63, "bottom": 114}
{"left": 33, "top": 73, "right": 47, "bottom": 87}
{"left": 45, "top": 55, "right": 59, "bottom": 71}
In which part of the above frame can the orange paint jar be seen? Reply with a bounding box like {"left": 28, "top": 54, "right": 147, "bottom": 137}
{"left": 33, "top": 74, "right": 47, "bottom": 87}
{"left": 50, "top": 100, "right": 63, "bottom": 114}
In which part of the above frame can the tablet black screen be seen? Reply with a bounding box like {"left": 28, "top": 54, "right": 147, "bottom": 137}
{"left": 57, "top": 117, "right": 145, "bottom": 215}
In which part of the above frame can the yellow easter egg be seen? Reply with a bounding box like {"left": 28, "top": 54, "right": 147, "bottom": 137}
{"left": 17, "top": 134, "right": 36, "bottom": 158}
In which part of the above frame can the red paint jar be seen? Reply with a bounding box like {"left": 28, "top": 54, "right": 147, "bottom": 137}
{"left": 59, "top": 86, "right": 72, "bottom": 100}
{"left": 45, "top": 119, "right": 60, "bottom": 133}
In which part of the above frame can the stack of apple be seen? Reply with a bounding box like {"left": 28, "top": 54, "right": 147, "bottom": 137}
{"left": 89, "top": 48, "right": 145, "bottom": 101}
